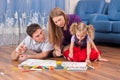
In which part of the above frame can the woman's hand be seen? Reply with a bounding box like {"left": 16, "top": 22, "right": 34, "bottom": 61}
{"left": 53, "top": 45, "right": 63, "bottom": 57}
{"left": 53, "top": 49, "right": 63, "bottom": 57}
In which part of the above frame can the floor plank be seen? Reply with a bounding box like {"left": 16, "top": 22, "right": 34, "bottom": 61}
{"left": 0, "top": 44, "right": 120, "bottom": 80}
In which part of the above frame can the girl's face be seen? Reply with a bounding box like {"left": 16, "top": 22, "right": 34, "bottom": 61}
{"left": 32, "top": 29, "right": 45, "bottom": 43}
{"left": 52, "top": 15, "right": 65, "bottom": 27}
{"left": 76, "top": 30, "right": 87, "bottom": 40}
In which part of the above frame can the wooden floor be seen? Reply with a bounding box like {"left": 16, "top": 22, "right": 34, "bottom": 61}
{"left": 0, "top": 44, "right": 120, "bottom": 80}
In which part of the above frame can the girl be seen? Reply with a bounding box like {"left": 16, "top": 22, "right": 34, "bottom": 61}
{"left": 63, "top": 22, "right": 108, "bottom": 63}
{"left": 48, "top": 7, "right": 82, "bottom": 57}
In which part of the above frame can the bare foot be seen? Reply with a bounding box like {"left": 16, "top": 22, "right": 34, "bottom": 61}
{"left": 98, "top": 58, "right": 108, "bottom": 61}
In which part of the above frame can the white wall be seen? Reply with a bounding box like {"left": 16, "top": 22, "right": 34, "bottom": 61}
{"left": 106, "top": 0, "right": 110, "bottom": 3}
{"left": 68, "top": 0, "right": 79, "bottom": 14}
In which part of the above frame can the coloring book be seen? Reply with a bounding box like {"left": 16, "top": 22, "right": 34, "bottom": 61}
{"left": 18, "top": 59, "right": 88, "bottom": 71}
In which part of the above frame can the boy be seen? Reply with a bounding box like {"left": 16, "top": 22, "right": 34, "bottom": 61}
{"left": 11, "top": 24, "right": 53, "bottom": 61}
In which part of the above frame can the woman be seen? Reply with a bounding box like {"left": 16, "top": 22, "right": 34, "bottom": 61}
{"left": 48, "top": 7, "right": 82, "bottom": 57}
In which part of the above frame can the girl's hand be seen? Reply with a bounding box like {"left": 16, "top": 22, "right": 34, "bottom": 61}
{"left": 86, "top": 59, "right": 91, "bottom": 64}
{"left": 69, "top": 52, "right": 73, "bottom": 58}
{"left": 18, "top": 54, "right": 28, "bottom": 62}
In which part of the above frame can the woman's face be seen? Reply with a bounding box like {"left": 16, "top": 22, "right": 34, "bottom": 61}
{"left": 52, "top": 15, "right": 65, "bottom": 27}
{"left": 32, "top": 29, "right": 45, "bottom": 43}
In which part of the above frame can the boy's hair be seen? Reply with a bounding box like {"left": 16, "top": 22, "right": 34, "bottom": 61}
{"left": 70, "top": 22, "right": 95, "bottom": 40}
{"left": 26, "top": 23, "right": 41, "bottom": 37}
{"left": 48, "top": 7, "right": 68, "bottom": 45}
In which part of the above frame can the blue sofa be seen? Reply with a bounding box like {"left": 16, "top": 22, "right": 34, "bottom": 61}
{"left": 75, "top": 0, "right": 120, "bottom": 44}
{"left": 91, "top": 0, "right": 120, "bottom": 44}
{"left": 75, "top": 0, "right": 106, "bottom": 24}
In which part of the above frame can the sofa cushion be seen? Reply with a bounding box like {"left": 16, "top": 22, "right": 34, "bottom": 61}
{"left": 75, "top": 0, "right": 105, "bottom": 21}
{"left": 112, "top": 22, "right": 120, "bottom": 33}
{"left": 108, "top": 0, "right": 120, "bottom": 20}
{"left": 92, "top": 21, "right": 112, "bottom": 32}
{"left": 95, "top": 32, "right": 120, "bottom": 44}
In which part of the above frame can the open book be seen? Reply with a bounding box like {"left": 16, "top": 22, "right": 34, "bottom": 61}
{"left": 18, "top": 59, "right": 88, "bottom": 71}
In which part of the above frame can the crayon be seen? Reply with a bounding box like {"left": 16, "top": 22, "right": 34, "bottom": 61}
{"left": 12, "top": 68, "right": 19, "bottom": 70}
{"left": 87, "top": 65, "right": 94, "bottom": 70}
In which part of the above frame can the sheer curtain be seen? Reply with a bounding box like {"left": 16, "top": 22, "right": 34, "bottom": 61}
{"left": 0, "top": 0, "right": 70, "bottom": 46}
{"left": 0, "top": 0, "right": 7, "bottom": 46}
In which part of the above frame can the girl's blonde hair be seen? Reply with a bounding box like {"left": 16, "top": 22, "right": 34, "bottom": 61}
{"left": 70, "top": 22, "right": 95, "bottom": 40}
{"left": 48, "top": 7, "right": 69, "bottom": 45}
{"left": 87, "top": 24, "right": 95, "bottom": 40}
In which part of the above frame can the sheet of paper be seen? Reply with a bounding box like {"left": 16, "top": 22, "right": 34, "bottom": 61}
{"left": 62, "top": 62, "right": 87, "bottom": 68}
{"left": 19, "top": 59, "right": 57, "bottom": 67}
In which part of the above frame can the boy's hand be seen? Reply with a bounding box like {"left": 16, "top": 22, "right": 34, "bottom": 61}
{"left": 18, "top": 54, "right": 28, "bottom": 62}
{"left": 17, "top": 45, "right": 27, "bottom": 55}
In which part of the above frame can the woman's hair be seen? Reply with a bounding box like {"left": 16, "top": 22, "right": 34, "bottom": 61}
{"left": 48, "top": 7, "right": 68, "bottom": 45}
{"left": 26, "top": 23, "right": 41, "bottom": 37}
{"left": 70, "top": 22, "right": 95, "bottom": 40}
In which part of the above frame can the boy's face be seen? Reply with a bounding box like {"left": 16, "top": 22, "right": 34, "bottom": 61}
{"left": 52, "top": 15, "right": 65, "bottom": 27}
{"left": 32, "top": 29, "right": 45, "bottom": 43}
